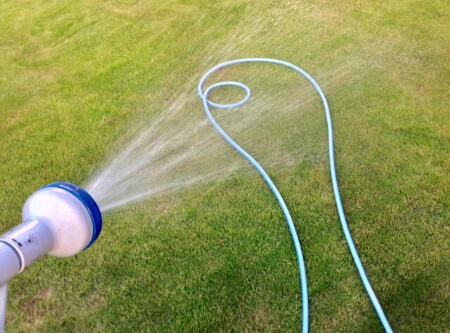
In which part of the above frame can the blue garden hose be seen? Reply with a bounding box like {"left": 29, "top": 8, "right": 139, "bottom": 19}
{"left": 198, "top": 58, "right": 393, "bottom": 333}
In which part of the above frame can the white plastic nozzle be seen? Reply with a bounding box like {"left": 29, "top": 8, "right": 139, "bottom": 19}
{"left": 0, "top": 182, "right": 102, "bottom": 286}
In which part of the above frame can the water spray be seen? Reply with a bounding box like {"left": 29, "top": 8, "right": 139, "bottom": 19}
{"left": 0, "top": 182, "right": 102, "bottom": 333}
{"left": 0, "top": 58, "right": 394, "bottom": 332}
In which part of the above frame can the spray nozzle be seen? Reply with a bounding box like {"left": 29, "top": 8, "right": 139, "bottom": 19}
{"left": 0, "top": 182, "right": 102, "bottom": 286}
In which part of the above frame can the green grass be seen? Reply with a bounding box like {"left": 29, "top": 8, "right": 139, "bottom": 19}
{"left": 1, "top": 0, "right": 449, "bottom": 332}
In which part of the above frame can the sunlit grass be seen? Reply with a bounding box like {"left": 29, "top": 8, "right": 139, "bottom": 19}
{"left": 0, "top": 1, "right": 448, "bottom": 332}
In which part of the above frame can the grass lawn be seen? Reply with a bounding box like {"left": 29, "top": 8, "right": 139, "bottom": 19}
{"left": 0, "top": 1, "right": 448, "bottom": 332}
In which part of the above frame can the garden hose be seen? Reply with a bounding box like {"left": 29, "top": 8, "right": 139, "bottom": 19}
{"left": 198, "top": 58, "right": 393, "bottom": 333}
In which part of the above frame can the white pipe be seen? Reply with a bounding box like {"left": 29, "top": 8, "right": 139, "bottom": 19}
{"left": 0, "top": 283, "right": 8, "bottom": 333}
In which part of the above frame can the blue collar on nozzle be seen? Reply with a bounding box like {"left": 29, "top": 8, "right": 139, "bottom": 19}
{"left": 42, "top": 182, "right": 102, "bottom": 250}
